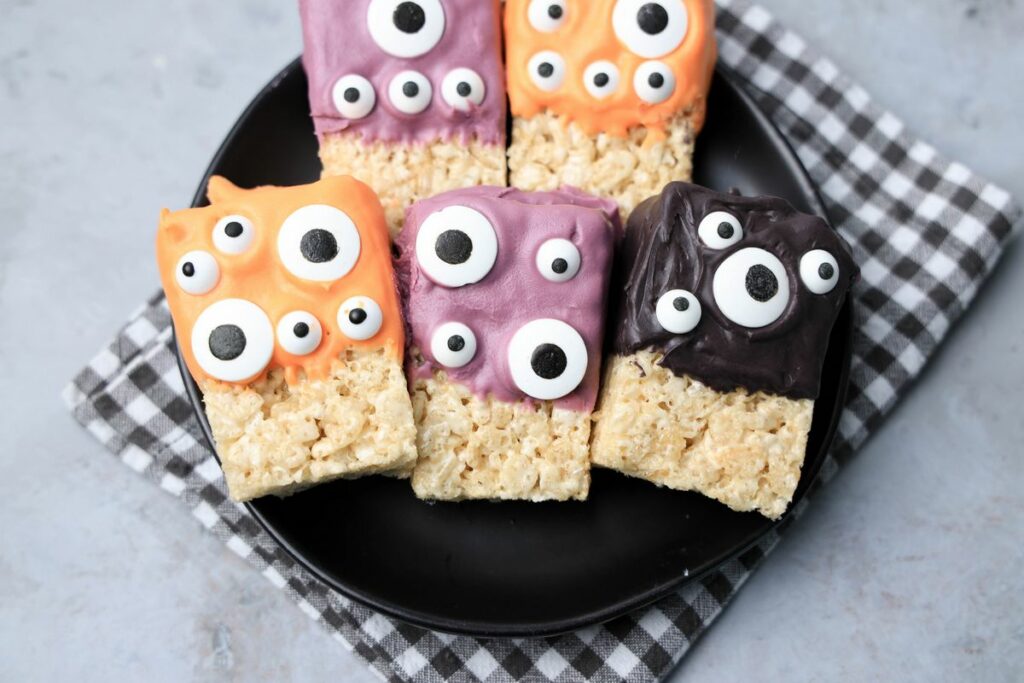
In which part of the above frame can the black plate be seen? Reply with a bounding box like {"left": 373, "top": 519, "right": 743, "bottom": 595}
{"left": 176, "top": 58, "right": 852, "bottom": 637}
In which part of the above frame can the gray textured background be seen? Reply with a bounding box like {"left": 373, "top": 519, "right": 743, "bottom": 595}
{"left": 1, "top": 0, "right": 1022, "bottom": 680}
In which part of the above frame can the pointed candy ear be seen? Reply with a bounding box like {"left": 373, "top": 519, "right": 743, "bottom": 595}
{"left": 158, "top": 208, "right": 187, "bottom": 244}
{"left": 207, "top": 175, "right": 243, "bottom": 204}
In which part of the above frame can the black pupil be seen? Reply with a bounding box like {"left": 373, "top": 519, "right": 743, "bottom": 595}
{"left": 224, "top": 221, "right": 244, "bottom": 238}
{"left": 456, "top": 81, "right": 472, "bottom": 97}
{"left": 717, "top": 221, "right": 734, "bottom": 239}
{"left": 531, "top": 344, "right": 567, "bottom": 380}
{"left": 648, "top": 72, "right": 665, "bottom": 89}
{"left": 300, "top": 229, "right": 339, "bottom": 263}
{"left": 293, "top": 322, "right": 310, "bottom": 338}
{"left": 672, "top": 296, "right": 689, "bottom": 311}
{"left": 637, "top": 3, "right": 669, "bottom": 34}
{"left": 745, "top": 264, "right": 779, "bottom": 302}
{"left": 343, "top": 87, "right": 360, "bottom": 103}
{"left": 435, "top": 230, "right": 473, "bottom": 265}
{"left": 551, "top": 258, "right": 569, "bottom": 274}
{"left": 818, "top": 263, "right": 835, "bottom": 280}
{"left": 447, "top": 335, "right": 466, "bottom": 352}
{"left": 393, "top": 2, "right": 426, "bottom": 33}
{"left": 547, "top": 4, "right": 563, "bottom": 19}
{"left": 349, "top": 308, "right": 368, "bottom": 325}
{"left": 402, "top": 81, "right": 419, "bottom": 98}
{"left": 209, "top": 324, "right": 246, "bottom": 361}
{"left": 181, "top": 262, "right": 195, "bottom": 277}
{"left": 593, "top": 72, "right": 610, "bottom": 87}
{"left": 538, "top": 62, "right": 554, "bottom": 78}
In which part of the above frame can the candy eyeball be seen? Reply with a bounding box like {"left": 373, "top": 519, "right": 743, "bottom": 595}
{"left": 366, "top": 0, "right": 445, "bottom": 58}
{"left": 388, "top": 70, "right": 432, "bottom": 115}
{"left": 430, "top": 321, "right": 477, "bottom": 369}
{"left": 528, "top": 0, "right": 567, "bottom": 32}
{"left": 655, "top": 289, "right": 701, "bottom": 334}
{"left": 415, "top": 205, "right": 499, "bottom": 288}
{"left": 800, "top": 250, "right": 840, "bottom": 294}
{"left": 277, "top": 204, "right": 361, "bottom": 283}
{"left": 528, "top": 51, "right": 566, "bottom": 92}
{"left": 191, "top": 298, "right": 275, "bottom": 382}
{"left": 276, "top": 311, "right": 323, "bottom": 356}
{"left": 612, "top": 0, "right": 689, "bottom": 58}
{"left": 712, "top": 247, "right": 791, "bottom": 328}
{"left": 507, "top": 319, "right": 588, "bottom": 401}
{"left": 212, "top": 215, "right": 256, "bottom": 255}
{"left": 583, "top": 60, "right": 621, "bottom": 99}
{"left": 441, "top": 68, "right": 486, "bottom": 112}
{"left": 332, "top": 74, "right": 376, "bottom": 120}
{"left": 633, "top": 60, "right": 675, "bottom": 104}
{"left": 536, "top": 238, "right": 582, "bottom": 282}
{"left": 697, "top": 211, "right": 744, "bottom": 250}
{"left": 175, "top": 250, "right": 220, "bottom": 295}
{"left": 338, "top": 296, "right": 384, "bottom": 341}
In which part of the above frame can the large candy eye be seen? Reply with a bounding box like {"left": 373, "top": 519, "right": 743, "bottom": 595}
{"left": 175, "top": 250, "right": 219, "bottom": 295}
{"left": 528, "top": 51, "right": 566, "bottom": 92}
{"left": 366, "top": 0, "right": 445, "bottom": 58}
{"left": 697, "top": 211, "right": 743, "bottom": 250}
{"left": 388, "top": 70, "right": 432, "bottom": 115}
{"left": 612, "top": 0, "right": 688, "bottom": 58}
{"left": 338, "top": 296, "right": 383, "bottom": 341}
{"left": 528, "top": 0, "right": 567, "bottom": 32}
{"left": 430, "top": 321, "right": 477, "bottom": 369}
{"left": 191, "top": 299, "right": 274, "bottom": 382}
{"left": 712, "top": 248, "right": 791, "bottom": 328}
{"left": 800, "top": 250, "right": 840, "bottom": 294}
{"left": 508, "top": 319, "right": 589, "bottom": 401}
{"left": 212, "top": 215, "right": 255, "bottom": 255}
{"left": 441, "top": 68, "right": 485, "bottom": 112}
{"left": 656, "top": 289, "right": 701, "bottom": 334}
{"left": 415, "top": 205, "right": 498, "bottom": 288}
{"left": 332, "top": 74, "right": 376, "bottom": 120}
{"left": 536, "top": 238, "right": 581, "bottom": 282}
{"left": 583, "top": 61, "right": 620, "bottom": 99}
{"left": 276, "top": 311, "right": 323, "bottom": 356}
{"left": 277, "top": 204, "right": 361, "bottom": 283}
{"left": 633, "top": 61, "right": 675, "bottom": 104}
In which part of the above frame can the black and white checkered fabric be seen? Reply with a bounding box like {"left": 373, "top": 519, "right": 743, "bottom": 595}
{"left": 63, "top": 1, "right": 1020, "bottom": 681}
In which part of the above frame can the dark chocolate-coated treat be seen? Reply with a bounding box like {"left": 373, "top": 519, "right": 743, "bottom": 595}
{"left": 612, "top": 182, "right": 858, "bottom": 399}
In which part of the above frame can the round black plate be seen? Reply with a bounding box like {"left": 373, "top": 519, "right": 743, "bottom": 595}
{"left": 176, "top": 58, "right": 852, "bottom": 637}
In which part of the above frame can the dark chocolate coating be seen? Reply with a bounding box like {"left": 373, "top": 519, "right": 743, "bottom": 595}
{"left": 611, "top": 182, "right": 858, "bottom": 399}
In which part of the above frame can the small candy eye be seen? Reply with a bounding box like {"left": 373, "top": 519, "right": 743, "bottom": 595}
{"left": 612, "top": 0, "right": 689, "bottom": 58}
{"left": 277, "top": 204, "right": 361, "bottom": 283}
{"left": 527, "top": 0, "right": 567, "bottom": 32}
{"left": 338, "top": 296, "right": 383, "bottom": 341}
{"left": 697, "top": 211, "right": 743, "bottom": 249}
{"left": 331, "top": 74, "right": 376, "bottom": 120}
{"left": 508, "top": 319, "right": 589, "bottom": 401}
{"left": 800, "top": 250, "right": 840, "bottom": 294}
{"left": 366, "top": 0, "right": 445, "bottom": 58}
{"left": 276, "top": 311, "right": 323, "bottom": 356}
{"left": 212, "top": 215, "right": 255, "bottom": 255}
{"left": 441, "top": 68, "right": 486, "bottom": 112}
{"left": 415, "top": 205, "right": 498, "bottom": 288}
{"left": 430, "top": 321, "right": 477, "bottom": 369}
{"left": 388, "top": 70, "right": 432, "bottom": 115}
{"left": 528, "top": 51, "right": 566, "bottom": 92}
{"left": 175, "top": 250, "right": 219, "bottom": 295}
{"left": 633, "top": 61, "right": 675, "bottom": 104}
{"left": 191, "top": 299, "right": 274, "bottom": 382}
{"left": 583, "top": 61, "right": 620, "bottom": 99}
{"left": 712, "top": 248, "right": 791, "bottom": 329}
{"left": 655, "top": 289, "right": 701, "bottom": 334}
{"left": 536, "top": 238, "right": 581, "bottom": 282}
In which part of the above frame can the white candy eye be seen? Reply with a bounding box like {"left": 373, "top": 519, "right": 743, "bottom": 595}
{"left": 508, "top": 319, "right": 589, "bottom": 401}
{"left": 388, "top": 70, "right": 432, "bottom": 115}
{"left": 441, "top": 68, "right": 485, "bottom": 112}
{"left": 175, "top": 250, "right": 219, "bottom": 295}
{"left": 415, "top": 205, "right": 498, "bottom": 288}
{"left": 338, "top": 296, "right": 383, "bottom": 341}
{"left": 697, "top": 211, "right": 743, "bottom": 249}
{"left": 276, "top": 311, "right": 323, "bottom": 356}
{"left": 528, "top": 0, "right": 567, "bottom": 32}
{"left": 800, "top": 250, "right": 840, "bottom": 294}
{"left": 633, "top": 61, "right": 675, "bottom": 104}
{"left": 332, "top": 74, "right": 376, "bottom": 120}
{"left": 430, "top": 321, "right": 477, "bottom": 369}
{"left": 655, "top": 289, "right": 701, "bottom": 334}
{"left": 712, "top": 248, "right": 791, "bottom": 328}
{"left": 366, "top": 0, "right": 445, "bottom": 58}
{"left": 612, "top": 0, "right": 689, "bottom": 58}
{"left": 583, "top": 61, "right": 620, "bottom": 99}
{"left": 191, "top": 299, "right": 274, "bottom": 382}
{"left": 536, "top": 238, "right": 581, "bottom": 282}
{"left": 528, "top": 51, "right": 566, "bottom": 92}
{"left": 212, "top": 215, "right": 256, "bottom": 255}
{"left": 277, "top": 204, "right": 361, "bottom": 283}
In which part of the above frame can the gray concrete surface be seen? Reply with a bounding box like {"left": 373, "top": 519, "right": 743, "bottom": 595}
{"left": 1, "top": 0, "right": 1021, "bottom": 680}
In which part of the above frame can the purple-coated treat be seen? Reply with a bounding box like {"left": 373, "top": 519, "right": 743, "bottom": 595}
{"left": 397, "top": 186, "right": 620, "bottom": 412}
{"left": 298, "top": 0, "right": 506, "bottom": 146}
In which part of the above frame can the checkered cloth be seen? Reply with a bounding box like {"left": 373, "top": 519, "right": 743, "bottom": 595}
{"left": 63, "top": 1, "right": 1020, "bottom": 681}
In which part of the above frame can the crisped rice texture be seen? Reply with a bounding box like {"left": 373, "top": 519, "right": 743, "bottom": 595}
{"left": 508, "top": 110, "right": 696, "bottom": 219}
{"left": 202, "top": 345, "right": 417, "bottom": 502}
{"left": 319, "top": 133, "right": 507, "bottom": 236}
{"left": 410, "top": 372, "right": 591, "bottom": 502}
{"left": 590, "top": 350, "right": 814, "bottom": 519}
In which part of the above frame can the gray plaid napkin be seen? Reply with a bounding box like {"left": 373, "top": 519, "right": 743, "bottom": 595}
{"left": 62, "top": 0, "right": 1020, "bottom": 681}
